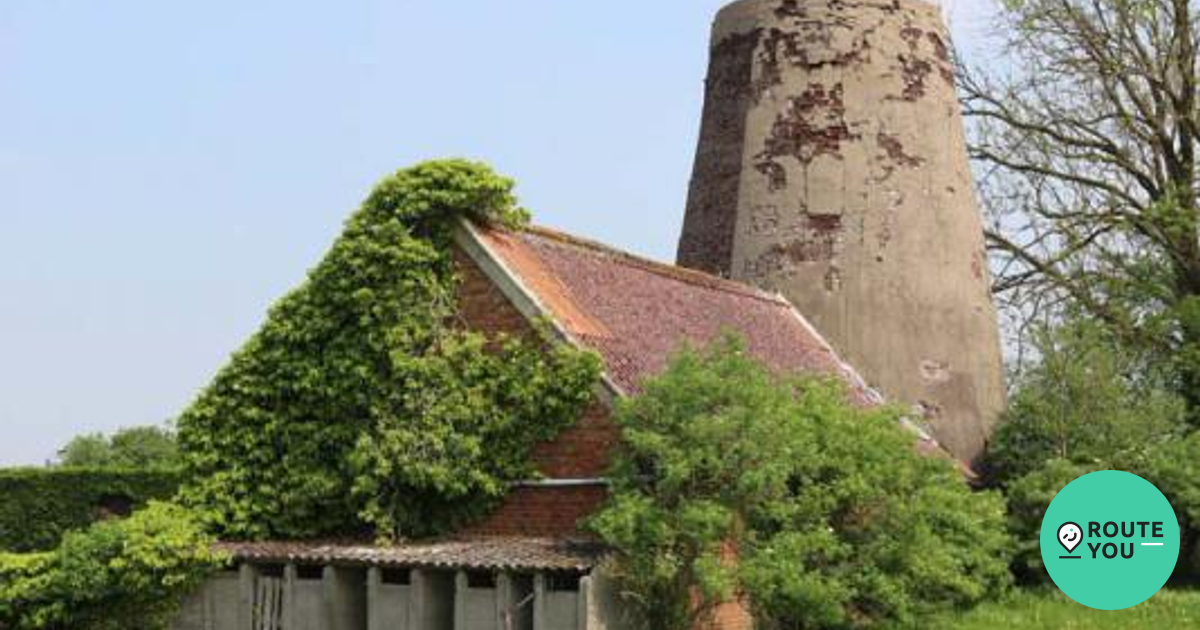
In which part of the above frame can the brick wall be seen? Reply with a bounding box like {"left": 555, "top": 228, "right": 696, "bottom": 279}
{"left": 453, "top": 246, "right": 535, "bottom": 341}
{"left": 459, "top": 484, "right": 609, "bottom": 538}
{"left": 453, "top": 245, "right": 618, "bottom": 537}
{"left": 530, "top": 402, "right": 619, "bottom": 479}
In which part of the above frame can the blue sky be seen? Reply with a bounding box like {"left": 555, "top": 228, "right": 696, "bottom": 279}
{"left": 0, "top": 0, "right": 997, "bottom": 465}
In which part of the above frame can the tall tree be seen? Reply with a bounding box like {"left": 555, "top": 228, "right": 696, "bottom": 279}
{"left": 57, "top": 426, "right": 178, "bottom": 469}
{"left": 959, "top": 0, "right": 1200, "bottom": 415}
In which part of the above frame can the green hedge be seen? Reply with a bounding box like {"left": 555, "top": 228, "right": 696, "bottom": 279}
{"left": 0, "top": 468, "right": 181, "bottom": 553}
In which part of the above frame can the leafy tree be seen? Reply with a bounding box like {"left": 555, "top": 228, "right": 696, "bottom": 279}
{"left": 176, "top": 160, "right": 600, "bottom": 540}
{"left": 0, "top": 502, "right": 222, "bottom": 630}
{"left": 108, "top": 426, "right": 179, "bottom": 469}
{"left": 981, "top": 319, "right": 1187, "bottom": 483}
{"left": 57, "top": 426, "right": 179, "bottom": 470}
{"left": 57, "top": 434, "right": 114, "bottom": 468}
{"left": 590, "top": 339, "right": 1011, "bottom": 630}
{"left": 983, "top": 318, "right": 1194, "bottom": 579}
{"left": 960, "top": 0, "right": 1200, "bottom": 419}
{"left": 1139, "top": 431, "right": 1200, "bottom": 573}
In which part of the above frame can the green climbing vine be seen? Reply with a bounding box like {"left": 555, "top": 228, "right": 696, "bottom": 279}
{"left": 176, "top": 159, "right": 601, "bottom": 540}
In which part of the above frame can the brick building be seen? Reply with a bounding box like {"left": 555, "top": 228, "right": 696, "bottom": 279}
{"left": 175, "top": 219, "right": 948, "bottom": 630}
{"left": 176, "top": 0, "right": 1003, "bottom": 624}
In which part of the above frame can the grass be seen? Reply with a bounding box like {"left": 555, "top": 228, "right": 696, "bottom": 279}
{"left": 916, "top": 588, "right": 1200, "bottom": 629}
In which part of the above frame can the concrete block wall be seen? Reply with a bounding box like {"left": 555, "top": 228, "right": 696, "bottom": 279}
{"left": 367, "top": 568, "right": 411, "bottom": 630}
{"left": 291, "top": 566, "right": 325, "bottom": 630}
{"left": 175, "top": 563, "right": 632, "bottom": 630}
{"left": 174, "top": 570, "right": 240, "bottom": 630}
{"left": 326, "top": 566, "right": 368, "bottom": 630}
{"left": 173, "top": 563, "right": 367, "bottom": 630}
{"left": 533, "top": 573, "right": 584, "bottom": 630}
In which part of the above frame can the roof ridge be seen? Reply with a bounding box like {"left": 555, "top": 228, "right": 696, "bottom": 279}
{"left": 512, "top": 223, "right": 790, "bottom": 306}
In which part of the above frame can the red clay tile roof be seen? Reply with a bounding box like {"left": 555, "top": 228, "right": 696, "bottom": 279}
{"left": 217, "top": 537, "right": 605, "bottom": 572}
{"left": 471, "top": 222, "right": 881, "bottom": 406}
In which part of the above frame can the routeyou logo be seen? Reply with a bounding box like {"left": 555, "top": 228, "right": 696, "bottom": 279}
{"left": 1041, "top": 470, "right": 1180, "bottom": 609}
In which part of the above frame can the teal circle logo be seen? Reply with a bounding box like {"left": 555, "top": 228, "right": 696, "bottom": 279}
{"left": 1041, "top": 470, "right": 1180, "bottom": 609}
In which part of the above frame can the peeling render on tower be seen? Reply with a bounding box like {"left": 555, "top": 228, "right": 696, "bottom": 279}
{"left": 677, "top": 0, "right": 1006, "bottom": 463}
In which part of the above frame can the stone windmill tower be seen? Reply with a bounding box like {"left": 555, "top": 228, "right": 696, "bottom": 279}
{"left": 677, "top": 0, "right": 1005, "bottom": 462}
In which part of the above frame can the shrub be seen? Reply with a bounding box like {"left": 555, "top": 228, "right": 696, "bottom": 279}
{"left": 1139, "top": 433, "right": 1200, "bottom": 575}
{"left": 0, "top": 468, "right": 181, "bottom": 552}
{"left": 1002, "top": 460, "right": 1098, "bottom": 581}
{"left": 1002, "top": 450, "right": 1200, "bottom": 582}
{"left": 0, "top": 502, "right": 223, "bottom": 630}
{"left": 590, "top": 339, "right": 1011, "bottom": 630}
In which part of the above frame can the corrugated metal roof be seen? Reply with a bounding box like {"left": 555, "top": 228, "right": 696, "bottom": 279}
{"left": 218, "top": 537, "right": 606, "bottom": 573}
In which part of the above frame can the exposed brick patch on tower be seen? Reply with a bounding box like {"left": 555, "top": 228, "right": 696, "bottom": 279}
{"left": 878, "top": 130, "right": 921, "bottom": 172}
{"left": 893, "top": 53, "right": 934, "bottom": 101}
{"left": 754, "top": 82, "right": 858, "bottom": 190}
{"left": 745, "top": 213, "right": 845, "bottom": 275}
{"left": 677, "top": 28, "right": 763, "bottom": 276}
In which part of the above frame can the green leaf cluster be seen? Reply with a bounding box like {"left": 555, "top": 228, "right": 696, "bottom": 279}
{"left": 0, "top": 502, "right": 224, "bottom": 630}
{"left": 0, "top": 468, "right": 181, "bottom": 553}
{"left": 351, "top": 332, "right": 601, "bottom": 540}
{"left": 175, "top": 159, "right": 600, "bottom": 540}
{"left": 589, "top": 338, "right": 1011, "bottom": 630}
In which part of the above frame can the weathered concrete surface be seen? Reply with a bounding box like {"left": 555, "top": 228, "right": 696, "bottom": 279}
{"left": 174, "top": 563, "right": 640, "bottom": 630}
{"left": 678, "top": 0, "right": 1006, "bottom": 462}
{"left": 292, "top": 572, "right": 325, "bottom": 630}
{"left": 456, "top": 571, "right": 500, "bottom": 630}
{"left": 326, "top": 567, "right": 367, "bottom": 630}
{"left": 585, "top": 564, "right": 642, "bottom": 630}
{"left": 174, "top": 571, "right": 240, "bottom": 630}
{"left": 367, "top": 568, "right": 412, "bottom": 630}
{"left": 415, "top": 570, "right": 456, "bottom": 630}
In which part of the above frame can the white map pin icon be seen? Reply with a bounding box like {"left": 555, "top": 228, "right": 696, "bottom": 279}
{"left": 1058, "top": 521, "right": 1082, "bottom": 554}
